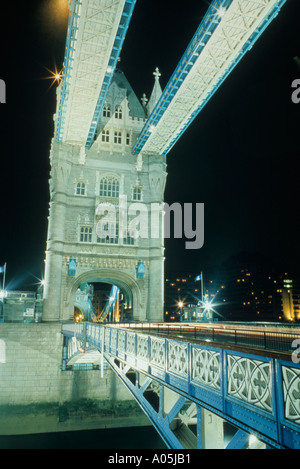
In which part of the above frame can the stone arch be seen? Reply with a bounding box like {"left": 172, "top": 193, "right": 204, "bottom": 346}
{"left": 64, "top": 268, "right": 144, "bottom": 321}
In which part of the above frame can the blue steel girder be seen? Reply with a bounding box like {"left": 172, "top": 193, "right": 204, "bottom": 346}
{"left": 105, "top": 357, "right": 189, "bottom": 449}
{"left": 62, "top": 323, "right": 300, "bottom": 449}
{"left": 133, "top": 0, "right": 287, "bottom": 157}
{"left": 225, "top": 429, "right": 250, "bottom": 449}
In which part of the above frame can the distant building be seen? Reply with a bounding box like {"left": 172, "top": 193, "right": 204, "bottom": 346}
{"left": 280, "top": 278, "right": 300, "bottom": 322}
{"left": 1, "top": 290, "right": 43, "bottom": 323}
{"left": 213, "top": 253, "right": 285, "bottom": 322}
{"left": 165, "top": 253, "right": 298, "bottom": 323}
{"left": 164, "top": 272, "right": 208, "bottom": 322}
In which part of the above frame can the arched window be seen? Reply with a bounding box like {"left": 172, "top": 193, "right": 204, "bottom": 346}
{"left": 132, "top": 187, "right": 142, "bottom": 201}
{"left": 103, "top": 104, "right": 111, "bottom": 118}
{"left": 115, "top": 106, "right": 122, "bottom": 119}
{"left": 76, "top": 182, "right": 86, "bottom": 196}
{"left": 99, "top": 176, "right": 119, "bottom": 198}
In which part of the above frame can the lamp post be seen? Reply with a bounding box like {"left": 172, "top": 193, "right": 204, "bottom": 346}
{"left": 178, "top": 301, "right": 184, "bottom": 322}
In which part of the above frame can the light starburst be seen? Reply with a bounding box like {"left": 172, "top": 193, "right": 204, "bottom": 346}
{"left": 43, "top": 65, "right": 63, "bottom": 89}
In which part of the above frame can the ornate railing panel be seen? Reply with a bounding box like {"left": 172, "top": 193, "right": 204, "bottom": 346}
{"left": 62, "top": 323, "right": 300, "bottom": 449}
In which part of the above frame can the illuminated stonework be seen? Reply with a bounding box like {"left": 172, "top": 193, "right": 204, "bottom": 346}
{"left": 43, "top": 70, "right": 166, "bottom": 322}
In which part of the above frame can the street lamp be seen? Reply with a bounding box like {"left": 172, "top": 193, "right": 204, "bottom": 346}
{"left": 204, "top": 300, "right": 212, "bottom": 311}
{"left": 177, "top": 301, "right": 184, "bottom": 322}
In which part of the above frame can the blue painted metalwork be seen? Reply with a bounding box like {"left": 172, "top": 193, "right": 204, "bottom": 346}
{"left": 100, "top": 285, "right": 120, "bottom": 322}
{"left": 68, "top": 257, "right": 77, "bottom": 276}
{"left": 133, "top": 0, "right": 287, "bottom": 157}
{"left": 85, "top": 0, "right": 136, "bottom": 149}
{"left": 225, "top": 429, "right": 250, "bottom": 449}
{"left": 62, "top": 323, "right": 300, "bottom": 449}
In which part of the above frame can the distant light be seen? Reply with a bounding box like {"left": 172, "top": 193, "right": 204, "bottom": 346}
{"left": 178, "top": 301, "right": 184, "bottom": 308}
{"left": 149, "top": 125, "right": 156, "bottom": 133}
{"left": 43, "top": 65, "right": 63, "bottom": 88}
{"left": 0, "top": 290, "right": 6, "bottom": 299}
{"left": 107, "top": 66, "right": 113, "bottom": 74}
{"left": 40, "top": 280, "right": 45, "bottom": 286}
{"left": 204, "top": 300, "right": 212, "bottom": 311}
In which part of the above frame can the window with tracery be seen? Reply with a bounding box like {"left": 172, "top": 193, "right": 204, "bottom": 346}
{"left": 76, "top": 182, "right": 86, "bottom": 196}
{"left": 132, "top": 187, "right": 142, "bottom": 201}
{"left": 103, "top": 104, "right": 111, "bottom": 118}
{"left": 99, "top": 176, "right": 119, "bottom": 198}
{"left": 115, "top": 106, "right": 122, "bottom": 119}
{"left": 80, "top": 226, "right": 92, "bottom": 243}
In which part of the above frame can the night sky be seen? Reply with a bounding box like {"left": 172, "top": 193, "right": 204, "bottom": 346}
{"left": 0, "top": 0, "right": 299, "bottom": 291}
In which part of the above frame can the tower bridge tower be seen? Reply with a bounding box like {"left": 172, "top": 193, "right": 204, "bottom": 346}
{"left": 43, "top": 69, "right": 166, "bottom": 322}
{"left": 42, "top": 0, "right": 287, "bottom": 323}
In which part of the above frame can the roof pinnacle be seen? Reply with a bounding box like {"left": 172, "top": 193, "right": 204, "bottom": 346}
{"left": 147, "top": 67, "right": 162, "bottom": 115}
{"left": 153, "top": 67, "right": 161, "bottom": 82}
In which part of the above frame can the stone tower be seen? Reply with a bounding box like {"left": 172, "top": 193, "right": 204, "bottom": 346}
{"left": 42, "top": 69, "right": 167, "bottom": 322}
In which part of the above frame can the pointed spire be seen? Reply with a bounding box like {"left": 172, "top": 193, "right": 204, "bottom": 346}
{"left": 147, "top": 67, "right": 162, "bottom": 115}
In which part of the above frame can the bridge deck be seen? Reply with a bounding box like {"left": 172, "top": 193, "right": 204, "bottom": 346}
{"left": 62, "top": 322, "right": 300, "bottom": 449}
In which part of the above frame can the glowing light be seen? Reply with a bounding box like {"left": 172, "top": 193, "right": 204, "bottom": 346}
{"left": 43, "top": 65, "right": 63, "bottom": 89}
{"left": 178, "top": 301, "right": 184, "bottom": 308}
{"left": 217, "top": 6, "right": 226, "bottom": 18}
{"left": 0, "top": 290, "right": 7, "bottom": 300}
{"left": 204, "top": 300, "right": 212, "bottom": 311}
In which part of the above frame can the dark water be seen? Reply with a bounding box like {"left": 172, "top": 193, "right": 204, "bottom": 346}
{"left": 0, "top": 426, "right": 167, "bottom": 449}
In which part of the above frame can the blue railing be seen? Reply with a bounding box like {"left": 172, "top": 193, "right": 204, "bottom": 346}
{"left": 62, "top": 322, "right": 300, "bottom": 449}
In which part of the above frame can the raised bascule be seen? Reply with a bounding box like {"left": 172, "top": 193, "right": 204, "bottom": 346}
{"left": 42, "top": 0, "right": 288, "bottom": 323}
{"left": 39, "top": 0, "right": 300, "bottom": 450}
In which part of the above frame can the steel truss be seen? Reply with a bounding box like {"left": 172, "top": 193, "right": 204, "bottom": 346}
{"left": 62, "top": 323, "right": 300, "bottom": 449}
{"left": 55, "top": 0, "right": 136, "bottom": 147}
{"left": 133, "top": 0, "right": 287, "bottom": 157}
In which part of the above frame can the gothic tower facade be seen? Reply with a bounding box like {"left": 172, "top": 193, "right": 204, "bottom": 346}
{"left": 42, "top": 69, "right": 166, "bottom": 322}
